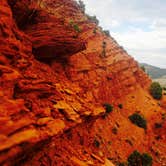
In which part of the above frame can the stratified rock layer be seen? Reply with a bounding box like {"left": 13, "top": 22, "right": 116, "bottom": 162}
{"left": 0, "top": 0, "right": 166, "bottom": 165}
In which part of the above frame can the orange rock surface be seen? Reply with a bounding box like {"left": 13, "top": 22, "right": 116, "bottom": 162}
{"left": 0, "top": 0, "right": 166, "bottom": 165}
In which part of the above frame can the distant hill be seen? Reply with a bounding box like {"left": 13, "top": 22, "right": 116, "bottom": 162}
{"left": 140, "top": 63, "right": 166, "bottom": 79}
{"left": 153, "top": 76, "right": 166, "bottom": 87}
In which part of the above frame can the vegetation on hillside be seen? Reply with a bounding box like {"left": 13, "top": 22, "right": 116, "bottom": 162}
{"left": 87, "top": 15, "right": 99, "bottom": 25}
{"left": 128, "top": 150, "right": 153, "bottom": 166}
{"left": 103, "top": 30, "right": 110, "bottom": 37}
{"left": 69, "top": 20, "right": 81, "bottom": 33}
{"left": 128, "top": 113, "right": 147, "bottom": 130}
{"left": 150, "top": 82, "right": 162, "bottom": 99}
{"left": 78, "top": 0, "right": 85, "bottom": 13}
{"left": 103, "top": 103, "right": 113, "bottom": 113}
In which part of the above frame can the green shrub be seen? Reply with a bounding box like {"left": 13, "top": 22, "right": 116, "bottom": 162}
{"left": 87, "top": 15, "right": 99, "bottom": 25}
{"left": 73, "top": 24, "right": 81, "bottom": 33}
{"left": 93, "top": 28, "right": 97, "bottom": 34}
{"left": 128, "top": 113, "right": 147, "bottom": 129}
{"left": 141, "top": 153, "right": 153, "bottom": 166}
{"left": 69, "top": 20, "right": 81, "bottom": 33}
{"left": 128, "top": 151, "right": 153, "bottom": 166}
{"left": 128, "top": 150, "right": 142, "bottom": 166}
{"left": 103, "top": 30, "right": 110, "bottom": 37}
{"left": 150, "top": 82, "right": 162, "bottom": 99}
{"left": 103, "top": 103, "right": 113, "bottom": 113}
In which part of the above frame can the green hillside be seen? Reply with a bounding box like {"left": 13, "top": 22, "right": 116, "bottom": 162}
{"left": 140, "top": 63, "right": 166, "bottom": 79}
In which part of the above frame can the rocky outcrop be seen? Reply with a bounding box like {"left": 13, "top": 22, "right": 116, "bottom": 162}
{"left": 9, "top": 0, "right": 86, "bottom": 60}
{"left": 0, "top": 0, "right": 165, "bottom": 165}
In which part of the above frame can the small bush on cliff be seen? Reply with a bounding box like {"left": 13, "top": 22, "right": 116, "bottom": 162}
{"left": 141, "top": 153, "right": 153, "bottom": 166}
{"left": 128, "top": 151, "right": 152, "bottom": 166}
{"left": 73, "top": 24, "right": 81, "bottom": 33}
{"left": 128, "top": 150, "right": 142, "bottom": 166}
{"left": 103, "top": 103, "right": 113, "bottom": 113}
{"left": 103, "top": 30, "right": 110, "bottom": 37}
{"left": 150, "top": 82, "right": 162, "bottom": 99}
{"left": 93, "top": 28, "right": 97, "bottom": 34}
{"left": 69, "top": 20, "right": 81, "bottom": 33}
{"left": 87, "top": 15, "right": 99, "bottom": 25}
{"left": 78, "top": 0, "right": 85, "bottom": 13}
{"left": 128, "top": 113, "right": 147, "bottom": 130}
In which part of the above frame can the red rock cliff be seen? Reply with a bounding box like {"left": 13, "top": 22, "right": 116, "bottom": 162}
{"left": 0, "top": 0, "right": 166, "bottom": 165}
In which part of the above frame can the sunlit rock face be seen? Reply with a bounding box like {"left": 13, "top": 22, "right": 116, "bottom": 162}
{"left": 1, "top": 0, "right": 166, "bottom": 165}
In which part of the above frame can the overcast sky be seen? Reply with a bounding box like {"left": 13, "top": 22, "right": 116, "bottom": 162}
{"left": 80, "top": 0, "right": 166, "bottom": 68}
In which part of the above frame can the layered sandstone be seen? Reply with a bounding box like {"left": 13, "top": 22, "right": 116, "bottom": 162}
{"left": 0, "top": 0, "right": 166, "bottom": 165}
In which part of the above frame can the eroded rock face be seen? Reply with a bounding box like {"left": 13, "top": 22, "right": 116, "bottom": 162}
{"left": 0, "top": 0, "right": 166, "bottom": 165}
{"left": 9, "top": 0, "right": 86, "bottom": 60}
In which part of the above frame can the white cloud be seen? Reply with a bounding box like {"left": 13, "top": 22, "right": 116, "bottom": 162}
{"left": 111, "top": 27, "right": 166, "bottom": 68}
{"left": 151, "top": 19, "right": 166, "bottom": 30}
{"left": 80, "top": 0, "right": 166, "bottom": 68}
{"left": 110, "top": 20, "right": 120, "bottom": 28}
{"left": 112, "top": 28, "right": 166, "bottom": 50}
